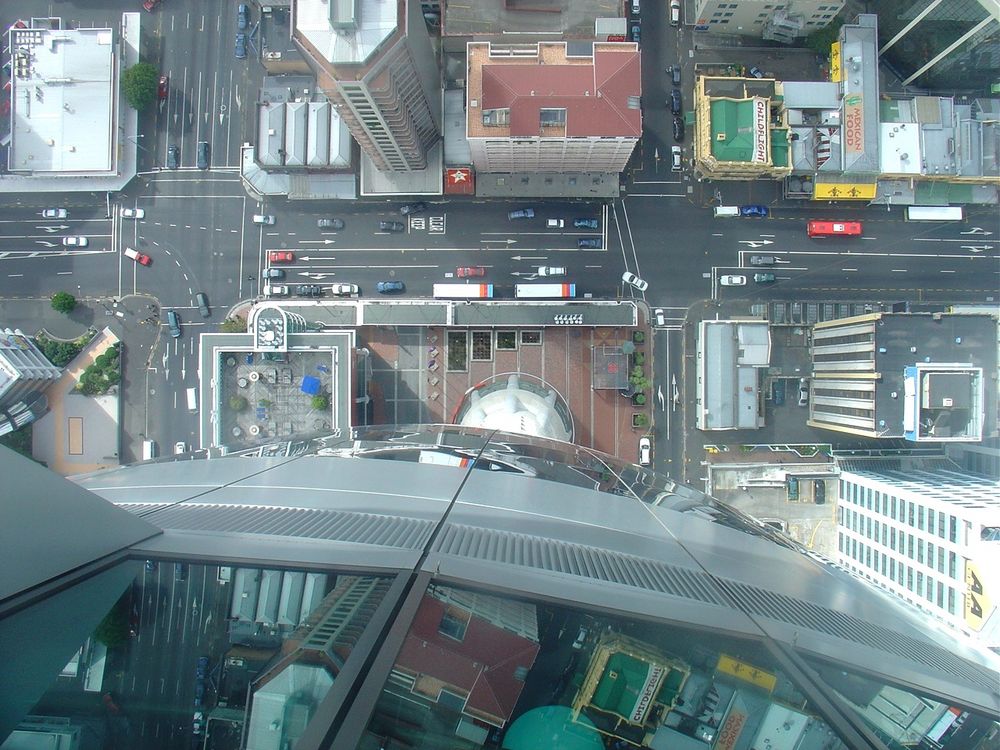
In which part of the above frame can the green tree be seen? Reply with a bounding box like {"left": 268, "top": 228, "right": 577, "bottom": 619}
{"left": 34, "top": 335, "right": 83, "bottom": 367}
{"left": 311, "top": 394, "right": 329, "bottom": 410}
{"left": 229, "top": 395, "right": 248, "bottom": 412}
{"left": 220, "top": 318, "right": 246, "bottom": 333}
{"left": 805, "top": 22, "right": 841, "bottom": 55}
{"left": 51, "top": 292, "right": 77, "bottom": 314}
{"left": 121, "top": 61, "right": 159, "bottom": 111}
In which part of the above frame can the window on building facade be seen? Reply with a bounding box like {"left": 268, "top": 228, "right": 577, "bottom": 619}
{"left": 917, "top": 505, "right": 925, "bottom": 531}
{"left": 890, "top": 527, "right": 896, "bottom": 548}
{"left": 539, "top": 109, "right": 566, "bottom": 128}
{"left": 944, "top": 514, "right": 952, "bottom": 540}
{"left": 917, "top": 539, "right": 924, "bottom": 564}
{"left": 890, "top": 558, "right": 896, "bottom": 579}
{"left": 937, "top": 547, "right": 945, "bottom": 573}
{"left": 908, "top": 504, "right": 915, "bottom": 526}
{"left": 916, "top": 571, "right": 924, "bottom": 597}
{"left": 907, "top": 534, "right": 914, "bottom": 558}
{"left": 891, "top": 496, "right": 897, "bottom": 517}
{"left": 948, "top": 551, "right": 956, "bottom": 578}
{"left": 907, "top": 567, "right": 914, "bottom": 590}
{"left": 482, "top": 109, "right": 510, "bottom": 127}
{"left": 948, "top": 586, "right": 956, "bottom": 614}
{"left": 927, "top": 508, "right": 935, "bottom": 532}
{"left": 936, "top": 580, "right": 944, "bottom": 607}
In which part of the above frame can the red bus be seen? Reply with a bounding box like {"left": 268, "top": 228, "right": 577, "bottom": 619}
{"left": 807, "top": 220, "right": 863, "bottom": 237}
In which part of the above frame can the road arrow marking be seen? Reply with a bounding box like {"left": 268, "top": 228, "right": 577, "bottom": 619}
{"left": 511, "top": 255, "right": 546, "bottom": 261}
{"left": 35, "top": 240, "right": 58, "bottom": 247}
{"left": 962, "top": 245, "right": 989, "bottom": 253}
{"left": 961, "top": 227, "right": 993, "bottom": 235}
{"left": 299, "top": 256, "right": 336, "bottom": 262}
{"left": 482, "top": 238, "right": 517, "bottom": 244}
{"left": 38, "top": 225, "right": 69, "bottom": 232}
{"left": 298, "top": 240, "right": 336, "bottom": 245}
{"left": 738, "top": 240, "right": 774, "bottom": 247}
{"left": 510, "top": 271, "right": 538, "bottom": 278}
{"left": 299, "top": 272, "right": 336, "bottom": 279}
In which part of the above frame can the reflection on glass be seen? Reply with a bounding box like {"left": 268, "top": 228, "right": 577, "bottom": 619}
{"left": 802, "top": 656, "right": 1000, "bottom": 750}
{"left": 10, "top": 563, "right": 387, "bottom": 750}
{"left": 363, "top": 584, "right": 850, "bottom": 749}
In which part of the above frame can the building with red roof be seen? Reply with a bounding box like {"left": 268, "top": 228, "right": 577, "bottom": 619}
{"left": 466, "top": 41, "right": 642, "bottom": 175}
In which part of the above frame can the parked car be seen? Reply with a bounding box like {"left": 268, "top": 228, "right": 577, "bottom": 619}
{"left": 669, "top": 0, "right": 681, "bottom": 25}
{"left": 124, "top": 247, "right": 151, "bottom": 266}
{"left": 787, "top": 475, "right": 799, "bottom": 501}
{"left": 638, "top": 437, "right": 651, "bottom": 466}
{"left": 668, "top": 65, "right": 681, "bottom": 86}
{"left": 174, "top": 441, "right": 188, "bottom": 455}
{"left": 400, "top": 201, "right": 428, "bottom": 215}
{"left": 167, "top": 145, "right": 179, "bottom": 169}
{"left": 653, "top": 308, "right": 665, "bottom": 326}
{"left": 749, "top": 255, "right": 776, "bottom": 266}
{"left": 673, "top": 115, "right": 685, "bottom": 142}
{"left": 196, "top": 141, "right": 210, "bottom": 169}
{"left": 263, "top": 268, "right": 285, "bottom": 280}
{"left": 142, "top": 0, "right": 160, "bottom": 11}
{"left": 268, "top": 250, "right": 295, "bottom": 264}
{"left": 121, "top": 207, "right": 145, "bottom": 219}
{"left": 669, "top": 88, "right": 682, "bottom": 114}
{"left": 157, "top": 75, "right": 168, "bottom": 100}
{"left": 772, "top": 379, "right": 785, "bottom": 406}
{"left": 376, "top": 280, "right": 405, "bottom": 294}
{"left": 753, "top": 272, "right": 776, "bottom": 283}
{"left": 798, "top": 378, "right": 809, "bottom": 407}
{"left": 295, "top": 284, "right": 324, "bottom": 297}
{"left": 739, "top": 204, "right": 769, "bottom": 217}
{"left": 457, "top": 266, "right": 485, "bottom": 278}
{"left": 329, "top": 283, "right": 359, "bottom": 296}
{"left": 546, "top": 218, "right": 564, "bottom": 228}
{"left": 507, "top": 208, "right": 535, "bottom": 220}
{"left": 573, "top": 218, "right": 599, "bottom": 230}
{"left": 378, "top": 220, "right": 405, "bottom": 232}
{"left": 671, "top": 145, "right": 682, "bottom": 171}
{"left": 196, "top": 292, "right": 211, "bottom": 318}
{"left": 264, "top": 284, "right": 289, "bottom": 297}
{"left": 62, "top": 236, "right": 88, "bottom": 247}
{"left": 317, "top": 218, "right": 345, "bottom": 229}
{"left": 814, "top": 479, "right": 826, "bottom": 504}
{"left": 252, "top": 214, "right": 275, "bottom": 225}
{"left": 537, "top": 266, "right": 565, "bottom": 277}
{"left": 166, "top": 309, "right": 182, "bottom": 338}
{"left": 42, "top": 208, "right": 67, "bottom": 218}
{"left": 578, "top": 237, "right": 601, "bottom": 249}
{"left": 196, "top": 656, "right": 209, "bottom": 679}
{"left": 192, "top": 711, "right": 204, "bottom": 736}
{"left": 235, "top": 32, "right": 247, "bottom": 59}
{"left": 572, "top": 626, "right": 588, "bottom": 650}
{"left": 719, "top": 274, "right": 746, "bottom": 286}
{"left": 631, "top": 24, "right": 640, "bottom": 42}
{"left": 621, "top": 271, "right": 648, "bottom": 291}
{"left": 237, "top": 3, "right": 250, "bottom": 29}
{"left": 749, "top": 66, "right": 764, "bottom": 79}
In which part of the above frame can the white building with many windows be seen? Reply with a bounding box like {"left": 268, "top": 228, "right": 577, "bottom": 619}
{"left": 836, "top": 456, "right": 1000, "bottom": 649}
{"left": 690, "top": 0, "right": 844, "bottom": 39}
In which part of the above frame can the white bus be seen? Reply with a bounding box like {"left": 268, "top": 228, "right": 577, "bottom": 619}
{"left": 905, "top": 206, "right": 964, "bottom": 221}
{"left": 432, "top": 283, "right": 494, "bottom": 299}
{"left": 515, "top": 283, "right": 577, "bottom": 299}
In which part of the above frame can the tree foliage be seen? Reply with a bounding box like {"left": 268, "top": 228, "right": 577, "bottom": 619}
{"left": 76, "top": 342, "right": 121, "bottom": 396}
{"left": 311, "top": 394, "right": 329, "bottom": 410}
{"left": 122, "top": 61, "right": 159, "bottom": 111}
{"left": 229, "top": 395, "right": 248, "bottom": 412}
{"left": 805, "top": 22, "right": 841, "bottom": 55}
{"left": 34, "top": 334, "right": 85, "bottom": 367}
{"left": 51, "top": 292, "right": 77, "bottom": 314}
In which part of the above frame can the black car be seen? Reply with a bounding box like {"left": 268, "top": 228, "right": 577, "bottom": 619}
{"left": 400, "top": 201, "right": 428, "bottom": 216}
{"left": 196, "top": 141, "right": 210, "bottom": 169}
{"left": 672, "top": 116, "right": 685, "bottom": 142}
{"left": 749, "top": 255, "right": 776, "bottom": 266}
{"left": 378, "top": 220, "right": 405, "bottom": 232}
{"left": 317, "top": 218, "right": 345, "bottom": 229}
{"left": 295, "top": 284, "right": 324, "bottom": 297}
{"left": 195, "top": 292, "right": 211, "bottom": 318}
{"left": 669, "top": 88, "right": 682, "bottom": 115}
{"left": 577, "top": 237, "right": 602, "bottom": 249}
{"left": 669, "top": 65, "right": 681, "bottom": 86}
{"left": 166, "top": 309, "right": 182, "bottom": 338}
{"left": 167, "top": 145, "right": 179, "bottom": 169}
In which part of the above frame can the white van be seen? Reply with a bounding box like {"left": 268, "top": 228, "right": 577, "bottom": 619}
{"left": 142, "top": 439, "right": 157, "bottom": 461}
{"left": 537, "top": 266, "right": 566, "bottom": 277}
{"left": 631, "top": 0, "right": 640, "bottom": 14}
{"left": 186, "top": 387, "right": 198, "bottom": 412}
{"left": 670, "top": 0, "right": 680, "bottom": 25}
{"left": 713, "top": 206, "right": 740, "bottom": 217}
{"left": 252, "top": 214, "right": 275, "bottom": 225}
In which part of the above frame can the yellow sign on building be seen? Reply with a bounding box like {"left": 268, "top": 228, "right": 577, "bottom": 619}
{"left": 814, "top": 182, "right": 878, "bottom": 200}
{"left": 716, "top": 653, "right": 777, "bottom": 692}
{"left": 964, "top": 561, "right": 993, "bottom": 631}
{"left": 830, "top": 42, "right": 841, "bottom": 82}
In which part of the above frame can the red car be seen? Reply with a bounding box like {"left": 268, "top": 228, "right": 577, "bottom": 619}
{"left": 268, "top": 250, "right": 295, "bottom": 264}
{"left": 142, "top": 0, "right": 160, "bottom": 11}
{"left": 158, "top": 76, "right": 168, "bottom": 100}
{"left": 124, "top": 247, "right": 152, "bottom": 266}
{"left": 456, "top": 266, "right": 485, "bottom": 278}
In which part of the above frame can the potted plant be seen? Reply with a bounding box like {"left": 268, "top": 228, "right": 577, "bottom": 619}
{"left": 632, "top": 330, "right": 645, "bottom": 345}
{"left": 631, "top": 413, "right": 649, "bottom": 428}
{"left": 634, "top": 351, "right": 645, "bottom": 366}
{"left": 632, "top": 393, "right": 647, "bottom": 406}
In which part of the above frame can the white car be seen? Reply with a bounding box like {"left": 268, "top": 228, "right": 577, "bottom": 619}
{"left": 62, "top": 236, "right": 88, "bottom": 247}
{"left": 173, "top": 441, "right": 188, "bottom": 455}
{"left": 42, "top": 208, "right": 68, "bottom": 219}
{"left": 537, "top": 266, "right": 566, "bottom": 277}
{"left": 671, "top": 145, "right": 682, "bottom": 171}
{"left": 329, "top": 283, "right": 359, "bottom": 296}
{"left": 621, "top": 271, "right": 649, "bottom": 292}
{"left": 719, "top": 274, "right": 746, "bottom": 286}
{"left": 639, "top": 437, "right": 651, "bottom": 466}
{"left": 264, "top": 284, "right": 289, "bottom": 297}
{"left": 546, "top": 218, "right": 564, "bottom": 228}
{"left": 121, "top": 208, "right": 145, "bottom": 219}
{"left": 653, "top": 308, "right": 665, "bottom": 326}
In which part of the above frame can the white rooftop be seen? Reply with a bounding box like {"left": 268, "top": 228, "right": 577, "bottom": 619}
{"left": 295, "top": 0, "right": 398, "bottom": 66}
{"left": 8, "top": 26, "right": 116, "bottom": 173}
